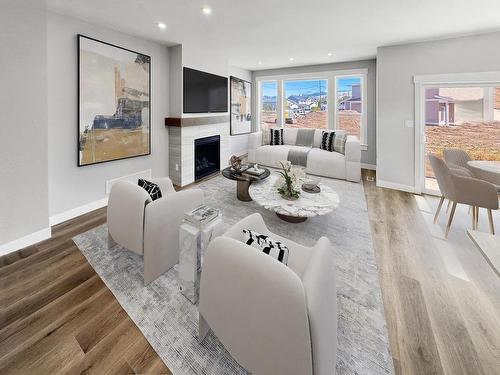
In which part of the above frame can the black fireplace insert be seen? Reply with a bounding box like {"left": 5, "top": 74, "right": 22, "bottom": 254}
{"left": 194, "top": 135, "right": 220, "bottom": 181}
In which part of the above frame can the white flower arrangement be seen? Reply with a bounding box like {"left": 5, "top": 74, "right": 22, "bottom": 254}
{"left": 275, "top": 161, "right": 306, "bottom": 200}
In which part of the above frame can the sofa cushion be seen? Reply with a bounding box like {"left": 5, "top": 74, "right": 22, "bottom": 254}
{"left": 255, "top": 145, "right": 292, "bottom": 168}
{"left": 283, "top": 128, "right": 298, "bottom": 145}
{"left": 270, "top": 128, "right": 284, "bottom": 145}
{"left": 320, "top": 131, "right": 335, "bottom": 152}
{"left": 242, "top": 229, "right": 289, "bottom": 265}
{"left": 307, "top": 148, "right": 346, "bottom": 180}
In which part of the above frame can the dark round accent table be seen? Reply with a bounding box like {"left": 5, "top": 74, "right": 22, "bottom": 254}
{"left": 221, "top": 166, "right": 270, "bottom": 201}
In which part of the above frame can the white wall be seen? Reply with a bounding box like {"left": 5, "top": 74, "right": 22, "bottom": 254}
{"left": 252, "top": 60, "right": 377, "bottom": 166}
{"left": 0, "top": 1, "right": 50, "bottom": 249}
{"left": 377, "top": 31, "right": 500, "bottom": 190}
{"left": 47, "top": 12, "right": 170, "bottom": 218}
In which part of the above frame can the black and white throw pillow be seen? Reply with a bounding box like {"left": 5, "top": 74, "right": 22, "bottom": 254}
{"left": 138, "top": 179, "right": 162, "bottom": 201}
{"left": 242, "top": 229, "right": 289, "bottom": 265}
{"left": 269, "top": 128, "right": 284, "bottom": 146}
{"left": 320, "top": 131, "right": 335, "bottom": 152}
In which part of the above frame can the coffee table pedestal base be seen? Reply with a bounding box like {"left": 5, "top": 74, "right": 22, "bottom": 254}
{"left": 276, "top": 213, "right": 307, "bottom": 223}
{"left": 236, "top": 180, "right": 252, "bottom": 201}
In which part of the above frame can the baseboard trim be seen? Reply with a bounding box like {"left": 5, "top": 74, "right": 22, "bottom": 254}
{"left": 361, "top": 163, "right": 376, "bottom": 171}
{"left": 376, "top": 179, "right": 415, "bottom": 193}
{"left": 0, "top": 227, "right": 52, "bottom": 256}
{"left": 49, "top": 197, "right": 109, "bottom": 226}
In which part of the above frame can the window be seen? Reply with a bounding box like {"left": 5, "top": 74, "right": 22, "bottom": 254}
{"left": 257, "top": 70, "right": 367, "bottom": 148}
{"left": 260, "top": 81, "right": 277, "bottom": 130}
{"left": 283, "top": 79, "right": 328, "bottom": 129}
{"left": 423, "top": 86, "right": 500, "bottom": 192}
{"left": 335, "top": 76, "right": 365, "bottom": 144}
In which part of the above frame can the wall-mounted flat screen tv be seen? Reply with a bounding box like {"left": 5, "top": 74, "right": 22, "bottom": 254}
{"left": 183, "top": 67, "right": 228, "bottom": 113}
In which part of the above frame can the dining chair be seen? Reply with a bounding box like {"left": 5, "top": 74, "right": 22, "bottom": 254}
{"left": 429, "top": 154, "right": 498, "bottom": 237}
{"left": 443, "top": 148, "right": 474, "bottom": 177}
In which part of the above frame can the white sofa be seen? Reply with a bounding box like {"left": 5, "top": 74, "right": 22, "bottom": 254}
{"left": 107, "top": 177, "right": 204, "bottom": 284}
{"left": 198, "top": 213, "right": 337, "bottom": 375}
{"left": 248, "top": 128, "right": 361, "bottom": 182}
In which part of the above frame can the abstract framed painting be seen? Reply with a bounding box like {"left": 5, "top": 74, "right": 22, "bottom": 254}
{"left": 78, "top": 35, "right": 151, "bottom": 166}
{"left": 230, "top": 76, "right": 252, "bottom": 135}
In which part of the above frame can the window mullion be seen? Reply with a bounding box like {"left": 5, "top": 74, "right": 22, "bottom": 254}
{"left": 277, "top": 79, "right": 284, "bottom": 127}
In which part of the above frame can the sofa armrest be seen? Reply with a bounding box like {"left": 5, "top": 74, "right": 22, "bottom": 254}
{"left": 248, "top": 131, "right": 262, "bottom": 150}
{"left": 344, "top": 135, "right": 361, "bottom": 163}
{"left": 143, "top": 188, "right": 204, "bottom": 284}
{"left": 199, "top": 236, "right": 313, "bottom": 375}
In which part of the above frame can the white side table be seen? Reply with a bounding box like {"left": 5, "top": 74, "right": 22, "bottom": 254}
{"left": 178, "top": 217, "right": 225, "bottom": 303}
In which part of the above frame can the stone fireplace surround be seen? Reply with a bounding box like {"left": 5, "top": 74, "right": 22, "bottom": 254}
{"left": 167, "top": 115, "right": 230, "bottom": 187}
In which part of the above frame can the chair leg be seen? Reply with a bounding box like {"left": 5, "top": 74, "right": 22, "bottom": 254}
{"left": 488, "top": 209, "right": 495, "bottom": 235}
{"left": 471, "top": 206, "right": 476, "bottom": 230}
{"left": 198, "top": 313, "right": 210, "bottom": 342}
{"left": 446, "top": 200, "right": 452, "bottom": 213}
{"left": 445, "top": 202, "right": 457, "bottom": 239}
{"left": 434, "top": 196, "right": 445, "bottom": 224}
{"left": 475, "top": 206, "right": 479, "bottom": 229}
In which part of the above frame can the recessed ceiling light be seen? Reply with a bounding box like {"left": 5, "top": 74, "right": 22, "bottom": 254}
{"left": 157, "top": 22, "right": 167, "bottom": 30}
{"left": 289, "top": 57, "right": 294, "bottom": 61}
{"left": 258, "top": 61, "right": 262, "bottom": 65}
{"left": 327, "top": 52, "right": 332, "bottom": 56}
{"left": 202, "top": 6, "right": 212, "bottom": 15}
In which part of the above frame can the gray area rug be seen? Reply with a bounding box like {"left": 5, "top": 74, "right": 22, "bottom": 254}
{"left": 73, "top": 174, "right": 394, "bottom": 375}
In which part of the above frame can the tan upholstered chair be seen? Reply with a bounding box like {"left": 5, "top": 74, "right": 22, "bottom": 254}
{"left": 198, "top": 213, "right": 337, "bottom": 375}
{"left": 107, "top": 177, "right": 203, "bottom": 284}
{"left": 443, "top": 148, "right": 474, "bottom": 177}
{"left": 429, "top": 155, "right": 498, "bottom": 237}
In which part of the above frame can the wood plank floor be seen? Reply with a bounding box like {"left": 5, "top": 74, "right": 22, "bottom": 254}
{"left": 0, "top": 208, "right": 171, "bottom": 375}
{"left": 1, "top": 170, "right": 498, "bottom": 374}
{"left": 363, "top": 169, "right": 500, "bottom": 375}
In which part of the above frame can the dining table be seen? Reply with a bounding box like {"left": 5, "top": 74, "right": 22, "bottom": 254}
{"left": 467, "top": 160, "right": 500, "bottom": 186}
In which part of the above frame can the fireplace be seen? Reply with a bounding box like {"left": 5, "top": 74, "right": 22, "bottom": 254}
{"left": 194, "top": 135, "right": 220, "bottom": 181}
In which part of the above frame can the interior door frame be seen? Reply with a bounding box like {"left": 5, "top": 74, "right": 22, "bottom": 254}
{"left": 413, "top": 71, "right": 500, "bottom": 195}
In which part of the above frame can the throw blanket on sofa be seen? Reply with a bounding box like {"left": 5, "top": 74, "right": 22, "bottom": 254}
{"left": 288, "top": 148, "right": 311, "bottom": 167}
{"left": 287, "top": 129, "right": 315, "bottom": 167}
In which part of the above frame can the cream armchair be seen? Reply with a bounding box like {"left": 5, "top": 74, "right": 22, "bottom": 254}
{"left": 198, "top": 213, "right": 337, "bottom": 375}
{"left": 107, "top": 177, "right": 203, "bottom": 284}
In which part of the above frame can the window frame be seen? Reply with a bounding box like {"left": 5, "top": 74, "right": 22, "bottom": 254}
{"left": 256, "top": 69, "right": 368, "bottom": 149}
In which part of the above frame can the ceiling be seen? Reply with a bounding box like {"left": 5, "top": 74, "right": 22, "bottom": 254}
{"left": 47, "top": 0, "right": 500, "bottom": 71}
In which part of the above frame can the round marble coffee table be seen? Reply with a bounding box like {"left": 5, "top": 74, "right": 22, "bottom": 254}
{"left": 249, "top": 174, "right": 340, "bottom": 223}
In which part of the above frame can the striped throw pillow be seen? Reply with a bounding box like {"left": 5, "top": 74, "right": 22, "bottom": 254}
{"left": 138, "top": 179, "right": 162, "bottom": 201}
{"left": 320, "top": 131, "right": 335, "bottom": 152}
{"left": 333, "top": 133, "right": 347, "bottom": 155}
{"left": 269, "top": 128, "right": 284, "bottom": 145}
{"left": 242, "top": 229, "right": 289, "bottom": 265}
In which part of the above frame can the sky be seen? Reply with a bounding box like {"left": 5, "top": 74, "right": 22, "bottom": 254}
{"left": 262, "top": 77, "right": 361, "bottom": 98}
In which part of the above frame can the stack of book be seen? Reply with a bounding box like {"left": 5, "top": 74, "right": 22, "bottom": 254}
{"left": 245, "top": 166, "right": 266, "bottom": 176}
{"left": 184, "top": 205, "right": 220, "bottom": 229}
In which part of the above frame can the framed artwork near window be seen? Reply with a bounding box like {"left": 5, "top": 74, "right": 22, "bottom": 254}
{"left": 230, "top": 76, "right": 252, "bottom": 135}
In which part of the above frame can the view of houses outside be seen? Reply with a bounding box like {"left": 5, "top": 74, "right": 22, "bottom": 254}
{"left": 283, "top": 79, "right": 328, "bottom": 129}
{"left": 336, "top": 77, "right": 362, "bottom": 138}
{"left": 260, "top": 77, "right": 364, "bottom": 133}
{"left": 425, "top": 87, "right": 500, "bottom": 184}
{"left": 261, "top": 81, "right": 277, "bottom": 130}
